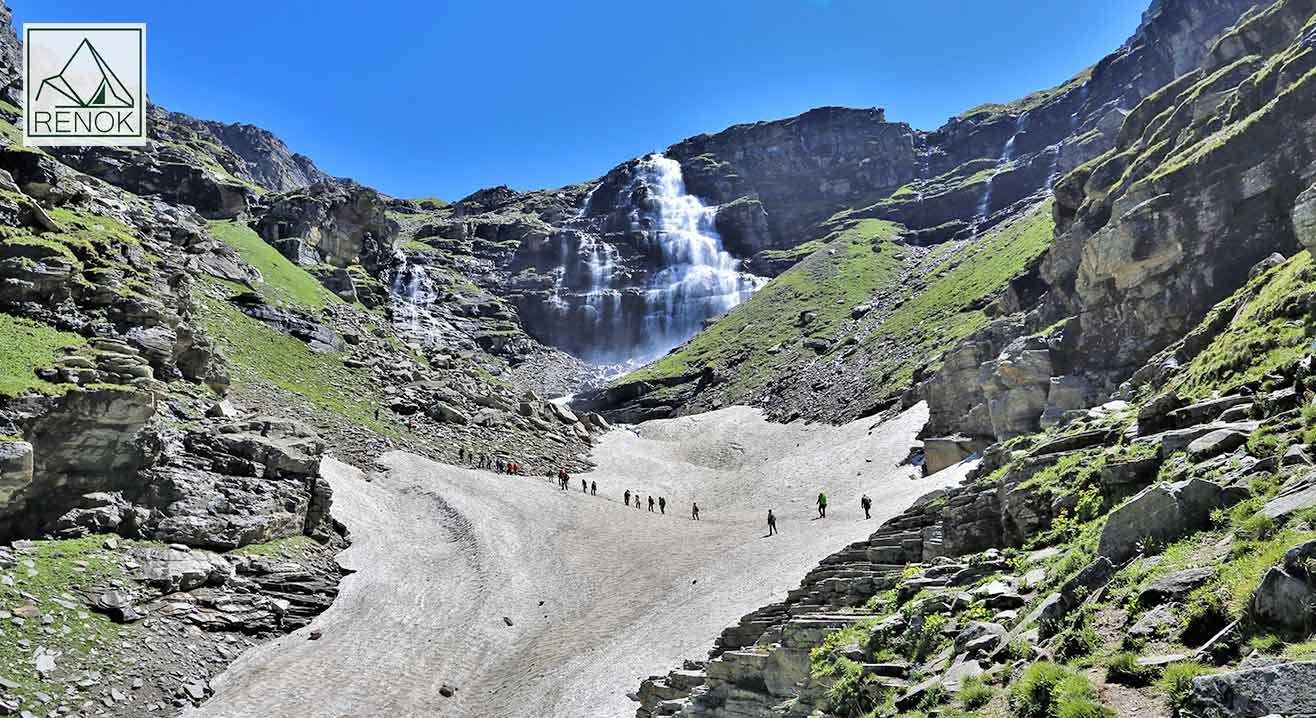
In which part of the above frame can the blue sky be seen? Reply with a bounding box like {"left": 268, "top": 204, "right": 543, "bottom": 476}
{"left": 15, "top": 0, "right": 1149, "bottom": 200}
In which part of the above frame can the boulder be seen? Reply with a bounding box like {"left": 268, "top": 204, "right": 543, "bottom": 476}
{"left": 1282, "top": 445, "right": 1313, "bottom": 468}
{"left": 1098, "top": 478, "right": 1229, "bottom": 563}
{"left": 427, "top": 401, "right": 471, "bottom": 425}
{"left": 922, "top": 436, "right": 987, "bottom": 475}
{"left": 1263, "top": 469, "right": 1316, "bottom": 520}
{"left": 0, "top": 441, "right": 33, "bottom": 505}
{"left": 1138, "top": 567, "right": 1215, "bottom": 607}
{"left": 1296, "top": 181, "right": 1316, "bottom": 256}
{"left": 130, "top": 546, "right": 232, "bottom": 593}
{"left": 1129, "top": 603, "right": 1177, "bottom": 638}
{"left": 548, "top": 402, "right": 578, "bottom": 425}
{"left": 213, "top": 418, "right": 325, "bottom": 476}
{"left": 1249, "top": 566, "right": 1313, "bottom": 635}
{"left": 1191, "top": 661, "right": 1316, "bottom": 717}
{"left": 1186, "top": 429, "right": 1248, "bottom": 461}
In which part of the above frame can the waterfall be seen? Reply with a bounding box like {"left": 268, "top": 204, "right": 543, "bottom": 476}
{"left": 388, "top": 249, "right": 438, "bottom": 343}
{"left": 977, "top": 112, "right": 1028, "bottom": 226}
{"left": 553, "top": 153, "right": 765, "bottom": 362}
{"left": 627, "top": 154, "right": 765, "bottom": 357}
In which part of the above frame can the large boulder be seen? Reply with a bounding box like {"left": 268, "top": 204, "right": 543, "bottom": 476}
{"left": 252, "top": 180, "right": 399, "bottom": 271}
{"left": 0, "top": 440, "right": 33, "bottom": 505}
{"left": 212, "top": 417, "right": 325, "bottom": 477}
{"left": 1097, "top": 478, "right": 1229, "bottom": 563}
{"left": 129, "top": 546, "right": 233, "bottom": 593}
{"left": 981, "top": 336, "right": 1054, "bottom": 440}
{"left": 1249, "top": 539, "right": 1316, "bottom": 635}
{"left": 1296, "top": 181, "right": 1316, "bottom": 256}
{"left": 1191, "top": 661, "right": 1316, "bottom": 717}
{"left": 1264, "top": 468, "right": 1316, "bottom": 520}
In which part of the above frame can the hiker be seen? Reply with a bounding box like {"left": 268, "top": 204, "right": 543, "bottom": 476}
{"left": 591, "top": 481, "right": 597, "bottom": 496}
{"left": 497, "top": 458, "right": 505, "bottom": 473}
{"left": 374, "top": 407, "right": 381, "bottom": 420}
{"left": 658, "top": 497, "right": 666, "bottom": 514}
{"left": 861, "top": 493, "right": 872, "bottom": 520}
{"left": 558, "top": 466, "right": 567, "bottom": 484}
{"left": 581, "top": 478, "right": 588, "bottom": 494}
{"left": 767, "top": 509, "right": 778, "bottom": 536}
{"left": 634, "top": 495, "right": 642, "bottom": 509}
{"left": 624, "top": 489, "right": 631, "bottom": 507}
{"left": 817, "top": 492, "right": 828, "bottom": 519}
{"left": 691, "top": 502, "right": 700, "bottom": 520}
{"left": 648, "top": 496, "right": 655, "bottom": 513}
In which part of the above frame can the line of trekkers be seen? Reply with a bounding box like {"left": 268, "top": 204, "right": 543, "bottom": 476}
{"left": 541, "top": 467, "right": 879, "bottom": 536}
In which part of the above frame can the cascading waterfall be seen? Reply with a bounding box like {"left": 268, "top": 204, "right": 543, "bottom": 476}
{"left": 553, "top": 153, "right": 765, "bottom": 362}
{"left": 388, "top": 249, "right": 438, "bottom": 343}
{"left": 627, "top": 154, "right": 765, "bottom": 356}
{"left": 977, "top": 112, "right": 1027, "bottom": 225}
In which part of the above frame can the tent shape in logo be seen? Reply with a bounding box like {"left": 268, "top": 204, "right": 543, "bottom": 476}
{"left": 35, "top": 38, "right": 134, "bottom": 108}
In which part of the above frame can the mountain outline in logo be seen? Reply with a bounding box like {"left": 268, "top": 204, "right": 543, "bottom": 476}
{"left": 34, "top": 37, "right": 135, "bottom": 109}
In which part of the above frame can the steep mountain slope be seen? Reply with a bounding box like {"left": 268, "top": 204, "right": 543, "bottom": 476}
{"left": 0, "top": 6, "right": 605, "bottom": 713}
{"left": 577, "top": 0, "right": 1260, "bottom": 425}
{"left": 632, "top": 2, "right": 1316, "bottom": 717}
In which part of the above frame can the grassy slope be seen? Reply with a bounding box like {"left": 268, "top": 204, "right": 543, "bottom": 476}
{"left": 0, "top": 536, "right": 152, "bottom": 706}
{"left": 628, "top": 218, "right": 904, "bottom": 397}
{"left": 1162, "top": 251, "right": 1316, "bottom": 401}
{"left": 0, "top": 189, "right": 147, "bottom": 397}
{"left": 208, "top": 220, "right": 341, "bottom": 309}
{"left": 623, "top": 200, "right": 1054, "bottom": 414}
{"left": 803, "top": 248, "right": 1316, "bottom": 717}
{"left": 856, "top": 200, "right": 1055, "bottom": 395}
{"left": 196, "top": 285, "right": 394, "bottom": 438}
{"left": 0, "top": 314, "right": 85, "bottom": 397}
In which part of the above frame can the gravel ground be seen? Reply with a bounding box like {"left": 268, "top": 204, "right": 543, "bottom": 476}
{"left": 185, "top": 403, "right": 969, "bottom": 718}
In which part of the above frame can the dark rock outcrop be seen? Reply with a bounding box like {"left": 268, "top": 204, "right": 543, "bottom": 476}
{"left": 252, "top": 180, "right": 400, "bottom": 271}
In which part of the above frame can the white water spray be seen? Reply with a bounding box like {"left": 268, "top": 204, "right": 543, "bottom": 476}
{"left": 627, "top": 154, "right": 765, "bottom": 355}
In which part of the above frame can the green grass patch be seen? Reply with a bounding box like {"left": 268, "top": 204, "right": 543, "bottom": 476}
{"left": 854, "top": 199, "right": 1054, "bottom": 394}
{"left": 1009, "top": 662, "right": 1111, "bottom": 718}
{"left": 624, "top": 218, "right": 904, "bottom": 398}
{"left": 208, "top": 220, "right": 341, "bottom": 309}
{"left": 196, "top": 285, "right": 391, "bottom": 436}
{"left": 0, "top": 313, "right": 85, "bottom": 397}
{"left": 0, "top": 535, "right": 158, "bottom": 708}
{"left": 1158, "top": 661, "right": 1214, "bottom": 717}
{"left": 1164, "top": 251, "right": 1316, "bottom": 400}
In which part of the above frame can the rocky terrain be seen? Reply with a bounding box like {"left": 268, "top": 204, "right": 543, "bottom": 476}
{"left": 0, "top": 1, "right": 608, "bottom": 713}
{"left": 621, "top": 1, "right": 1316, "bottom": 717}
{"left": 3, "top": 0, "right": 1316, "bottom": 715}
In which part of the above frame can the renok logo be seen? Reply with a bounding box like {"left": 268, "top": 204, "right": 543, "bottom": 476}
{"left": 23, "top": 23, "right": 147, "bottom": 147}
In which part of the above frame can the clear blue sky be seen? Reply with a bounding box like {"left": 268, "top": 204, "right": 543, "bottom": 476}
{"left": 15, "top": 0, "right": 1149, "bottom": 200}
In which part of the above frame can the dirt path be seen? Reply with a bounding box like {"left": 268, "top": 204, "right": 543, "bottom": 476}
{"left": 187, "top": 403, "right": 970, "bottom": 718}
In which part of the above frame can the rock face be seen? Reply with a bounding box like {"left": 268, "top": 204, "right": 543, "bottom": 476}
{"left": 49, "top": 104, "right": 326, "bottom": 220}
{"left": 1297, "top": 182, "right": 1316, "bottom": 255}
{"left": 0, "top": 439, "right": 32, "bottom": 504}
{"left": 0, "top": 390, "right": 336, "bottom": 551}
{"left": 1191, "top": 661, "right": 1316, "bottom": 717}
{"left": 1097, "top": 478, "right": 1230, "bottom": 563}
{"left": 665, "top": 107, "right": 920, "bottom": 247}
{"left": 898, "top": 0, "right": 1314, "bottom": 446}
{"left": 252, "top": 180, "right": 400, "bottom": 271}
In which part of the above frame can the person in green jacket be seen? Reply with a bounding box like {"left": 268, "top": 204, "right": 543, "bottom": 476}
{"left": 817, "top": 492, "right": 828, "bottom": 519}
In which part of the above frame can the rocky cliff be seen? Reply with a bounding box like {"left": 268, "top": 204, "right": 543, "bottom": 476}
{"left": 0, "top": 5, "right": 611, "bottom": 712}
{"left": 628, "top": 2, "right": 1316, "bottom": 717}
